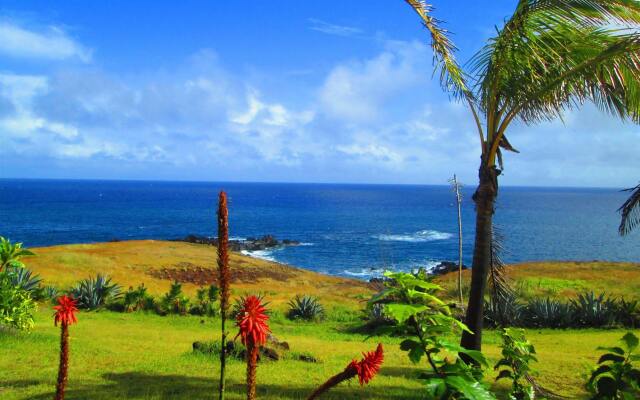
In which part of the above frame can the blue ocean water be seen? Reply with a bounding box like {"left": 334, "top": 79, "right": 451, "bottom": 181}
{"left": 0, "top": 179, "right": 638, "bottom": 278}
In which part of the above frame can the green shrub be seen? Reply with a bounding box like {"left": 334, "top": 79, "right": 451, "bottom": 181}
{"left": 190, "top": 285, "right": 218, "bottom": 317}
{"left": 159, "top": 281, "right": 190, "bottom": 315}
{"left": 70, "top": 274, "right": 122, "bottom": 310}
{"left": 122, "top": 284, "right": 155, "bottom": 312}
{"left": 587, "top": 332, "right": 640, "bottom": 399}
{"left": 0, "top": 272, "right": 37, "bottom": 331}
{"left": 523, "top": 297, "right": 573, "bottom": 328}
{"left": 571, "top": 292, "right": 617, "bottom": 328}
{"left": 613, "top": 298, "right": 640, "bottom": 329}
{"left": 287, "top": 295, "right": 324, "bottom": 321}
{"left": 495, "top": 328, "right": 536, "bottom": 400}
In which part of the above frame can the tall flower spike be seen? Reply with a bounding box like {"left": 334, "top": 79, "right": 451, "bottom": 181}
{"left": 218, "top": 190, "right": 230, "bottom": 400}
{"left": 54, "top": 296, "right": 78, "bottom": 327}
{"left": 236, "top": 295, "right": 270, "bottom": 346}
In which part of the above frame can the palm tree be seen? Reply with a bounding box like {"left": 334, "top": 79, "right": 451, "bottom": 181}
{"left": 619, "top": 183, "right": 640, "bottom": 235}
{"left": 0, "top": 237, "right": 34, "bottom": 272}
{"left": 404, "top": 0, "right": 640, "bottom": 351}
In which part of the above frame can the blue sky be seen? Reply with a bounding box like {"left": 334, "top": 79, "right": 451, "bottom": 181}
{"left": 0, "top": 1, "right": 638, "bottom": 187}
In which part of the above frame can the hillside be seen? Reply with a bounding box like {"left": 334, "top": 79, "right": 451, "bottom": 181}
{"left": 24, "top": 240, "right": 374, "bottom": 308}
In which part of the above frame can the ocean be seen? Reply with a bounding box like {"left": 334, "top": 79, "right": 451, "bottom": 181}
{"left": 0, "top": 179, "right": 638, "bottom": 279}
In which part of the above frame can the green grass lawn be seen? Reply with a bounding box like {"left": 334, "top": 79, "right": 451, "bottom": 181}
{"left": 2, "top": 307, "right": 638, "bottom": 399}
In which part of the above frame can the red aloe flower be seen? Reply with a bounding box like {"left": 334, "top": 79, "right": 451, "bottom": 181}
{"left": 236, "top": 295, "right": 270, "bottom": 347}
{"left": 307, "top": 344, "right": 384, "bottom": 400}
{"left": 54, "top": 296, "right": 78, "bottom": 327}
{"left": 349, "top": 343, "right": 384, "bottom": 385}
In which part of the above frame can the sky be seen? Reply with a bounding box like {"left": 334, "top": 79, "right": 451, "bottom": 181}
{"left": 0, "top": 1, "right": 638, "bottom": 188}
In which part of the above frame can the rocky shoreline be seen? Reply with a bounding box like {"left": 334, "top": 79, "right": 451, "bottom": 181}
{"left": 180, "top": 234, "right": 301, "bottom": 252}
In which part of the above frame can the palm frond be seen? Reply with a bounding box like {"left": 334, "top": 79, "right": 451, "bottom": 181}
{"left": 404, "top": 0, "right": 486, "bottom": 145}
{"left": 488, "top": 225, "right": 514, "bottom": 306}
{"left": 470, "top": 0, "right": 640, "bottom": 138}
{"left": 404, "top": 0, "right": 473, "bottom": 99}
{"left": 618, "top": 183, "right": 640, "bottom": 235}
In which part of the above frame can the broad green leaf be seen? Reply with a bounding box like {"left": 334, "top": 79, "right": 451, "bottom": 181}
{"left": 445, "top": 375, "right": 497, "bottom": 400}
{"left": 598, "top": 353, "right": 626, "bottom": 364}
{"left": 596, "top": 376, "right": 618, "bottom": 397}
{"left": 384, "top": 303, "right": 427, "bottom": 323}
{"left": 597, "top": 346, "right": 626, "bottom": 355}
{"left": 622, "top": 332, "right": 639, "bottom": 352}
{"left": 495, "top": 369, "right": 513, "bottom": 381}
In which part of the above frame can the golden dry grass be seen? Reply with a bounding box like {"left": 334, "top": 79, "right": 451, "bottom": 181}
{"left": 24, "top": 240, "right": 373, "bottom": 309}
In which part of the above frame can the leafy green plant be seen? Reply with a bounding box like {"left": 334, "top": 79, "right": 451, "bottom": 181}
{"left": 524, "top": 297, "right": 573, "bottom": 328}
{"left": 370, "top": 271, "right": 495, "bottom": 399}
{"left": 159, "top": 281, "right": 190, "bottom": 315}
{"left": 287, "top": 295, "right": 324, "bottom": 321}
{"left": 190, "top": 285, "right": 218, "bottom": 317}
{"left": 0, "top": 272, "right": 37, "bottom": 331}
{"left": 571, "top": 292, "right": 617, "bottom": 328}
{"left": 587, "top": 332, "right": 640, "bottom": 399}
{"left": 70, "top": 274, "right": 122, "bottom": 310}
{"left": 122, "top": 284, "right": 155, "bottom": 312}
{"left": 495, "top": 328, "right": 536, "bottom": 400}
{"left": 0, "top": 237, "right": 34, "bottom": 272}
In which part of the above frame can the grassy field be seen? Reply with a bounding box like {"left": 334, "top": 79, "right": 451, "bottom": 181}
{"left": 1, "top": 307, "right": 636, "bottom": 399}
{"left": 436, "top": 260, "right": 640, "bottom": 300}
{"left": 2, "top": 240, "right": 639, "bottom": 399}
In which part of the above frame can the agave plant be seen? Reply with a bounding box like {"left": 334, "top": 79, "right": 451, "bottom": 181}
{"left": 524, "top": 297, "right": 573, "bottom": 328}
{"left": 571, "top": 292, "right": 617, "bottom": 328}
{"left": 614, "top": 298, "right": 640, "bottom": 328}
{"left": 7, "top": 266, "right": 42, "bottom": 293}
{"left": 484, "top": 293, "right": 524, "bottom": 328}
{"left": 70, "top": 274, "right": 122, "bottom": 310}
{"left": 287, "top": 295, "right": 325, "bottom": 321}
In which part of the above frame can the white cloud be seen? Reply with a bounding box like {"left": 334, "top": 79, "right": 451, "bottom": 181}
{"left": 319, "top": 40, "right": 429, "bottom": 122}
{"left": 0, "top": 21, "right": 91, "bottom": 62}
{"left": 308, "top": 18, "right": 363, "bottom": 37}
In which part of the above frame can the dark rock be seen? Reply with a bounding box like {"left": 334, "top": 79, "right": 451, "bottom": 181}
{"left": 179, "top": 234, "right": 301, "bottom": 253}
{"left": 297, "top": 354, "right": 319, "bottom": 363}
{"left": 431, "top": 261, "right": 468, "bottom": 276}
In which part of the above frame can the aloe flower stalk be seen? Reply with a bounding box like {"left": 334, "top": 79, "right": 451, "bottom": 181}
{"left": 307, "top": 344, "right": 384, "bottom": 400}
{"left": 218, "top": 191, "right": 231, "bottom": 400}
{"left": 236, "top": 295, "right": 270, "bottom": 400}
{"left": 53, "top": 295, "right": 78, "bottom": 400}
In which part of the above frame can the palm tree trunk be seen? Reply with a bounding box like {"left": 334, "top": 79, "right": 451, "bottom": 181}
{"left": 460, "top": 165, "right": 497, "bottom": 352}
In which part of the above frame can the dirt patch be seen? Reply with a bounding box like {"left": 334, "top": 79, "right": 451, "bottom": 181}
{"left": 148, "top": 262, "right": 295, "bottom": 285}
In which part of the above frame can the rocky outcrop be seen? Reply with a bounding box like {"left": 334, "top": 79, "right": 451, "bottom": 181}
{"left": 180, "top": 234, "right": 300, "bottom": 252}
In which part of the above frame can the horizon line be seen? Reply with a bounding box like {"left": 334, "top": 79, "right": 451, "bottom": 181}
{"left": 0, "top": 176, "right": 628, "bottom": 191}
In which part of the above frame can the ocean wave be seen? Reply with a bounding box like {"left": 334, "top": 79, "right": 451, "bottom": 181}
{"left": 342, "top": 260, "right": 443, "bottom": 279}
{"left": 373, "top": 229, "right": 453, "bottom": 243}
{"left": 299, "top": 242, "right": 314, "bottom": 246}
{"left": 240, "top": 249, "right": 277, "bottom": 262}
{"left": 229, "top": 236, "right": 246, "bottom": 241}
